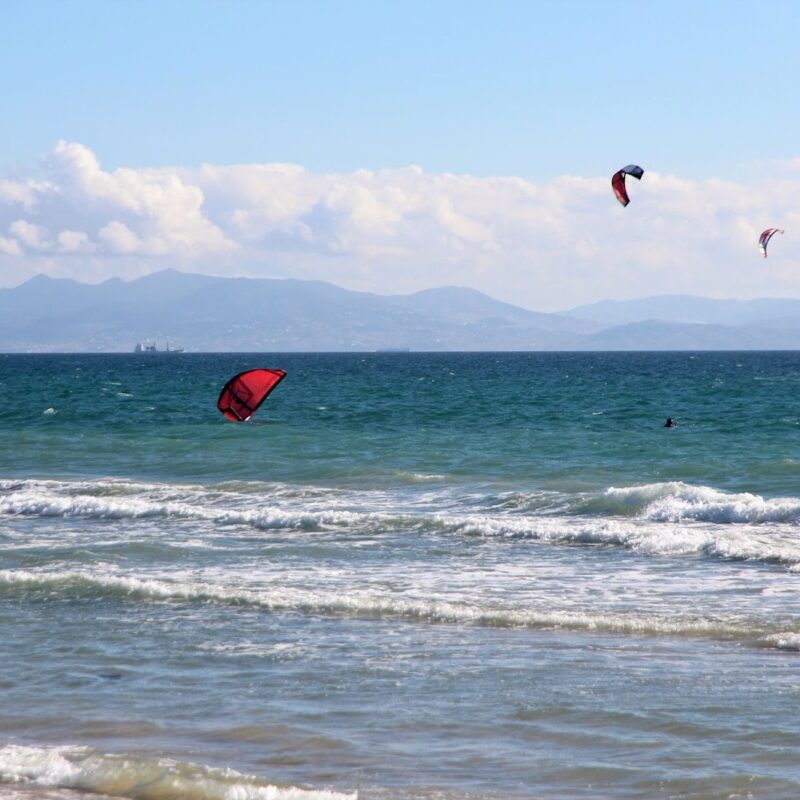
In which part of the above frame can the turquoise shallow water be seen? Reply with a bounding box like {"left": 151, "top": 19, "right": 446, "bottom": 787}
{"left": 2, "top": 352, "right": 800, "bottom": 799}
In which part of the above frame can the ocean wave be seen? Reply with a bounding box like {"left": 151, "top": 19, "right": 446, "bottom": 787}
{"left": 0, "top": 484, "right": 376, "bottom": 533}
{"left": 585, "top": 482, "right": 800, "bottom": 524}
{"left": 7, "top": 478, "right": 800, "bottom": 526}
{"left": 0, "top": 478, "right": 344, "bottom": 500}
{"left": 437, "top": 513, "right": 800, "bottom": 569}
{"left": 0, "top": 744, "right": 356, "bottom": 800}
{"left": 4, "top": 478, "right": 800, "bottom": 570}
{"left": 0, "top": 568, "right": 796, "bottom": 648}
{"left": 768, "top": 632, "right": 800, "bottom": 651}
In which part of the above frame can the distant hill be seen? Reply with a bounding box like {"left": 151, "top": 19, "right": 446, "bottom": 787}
{"left": 563, "top": 294, "right": 800, "bottom": 329}
{"left": 580, "top": 319, "right": 800, "bottom": 351}
{"left": 0, "top": 270, "right": 596, "bottom": 352}
{"left": 3, "top": 270, "right": 800, "bottom": 351}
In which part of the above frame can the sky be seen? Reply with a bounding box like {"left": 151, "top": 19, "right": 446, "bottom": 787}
{"left": 2, "top": 0, "right": 800, "bottom": 311}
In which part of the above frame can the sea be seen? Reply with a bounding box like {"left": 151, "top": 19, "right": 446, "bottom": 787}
{"left": 2, "top": 351, "right": 800, "bottom": 800}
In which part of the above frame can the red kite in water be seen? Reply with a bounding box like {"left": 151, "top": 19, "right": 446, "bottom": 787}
{"left": 217, "top": 369, "right": 286, "bottom": 422}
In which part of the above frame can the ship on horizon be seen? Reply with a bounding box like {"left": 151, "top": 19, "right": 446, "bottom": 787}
{"left": 134, "top": 341, "right": 185, "bottom": 353}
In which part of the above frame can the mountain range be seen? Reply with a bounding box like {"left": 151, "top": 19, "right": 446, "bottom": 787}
{"left": 4, "top": 270, "right": 800, "bottom": 352}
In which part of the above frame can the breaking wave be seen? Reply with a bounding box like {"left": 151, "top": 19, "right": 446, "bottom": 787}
{"left": 3, "top": 478, "right": 800, "bottom": 569}
{"left": 0, "top": 479, "right": 376, "bottom": 533}
{"left": 0, "top": 744, "right": 355, "bottom": 800}
{"left": 590, "top": 481, "right": 800, "bottom": 524}
{"left": 0, "top": 568, "right": 796, "bottom": 648}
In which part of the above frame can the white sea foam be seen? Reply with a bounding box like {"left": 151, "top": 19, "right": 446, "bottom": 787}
{"left": 197, "top": 640, "right": 307, "bottom": 657}
{"left": 603, "top": 482, "right": 800, "bottom": 524}
{"left": 0, "top": 486, "right": 373, "bottom": 532}
{"left": 0, "top": 567, "right": 786, "bottom": 645}
{"left": 0, "top": 744, "right": 356, "bottom": 800}
{"left": 438, "top": 512, "right": 800, "bottom": 569}
{"left": 397, "top": 472, "right": 447, "bottom": 482}
{"left": 3, "top": 478, "right": 800, "bottom": 569}
{"left": 768, "top": 632, "right": 800, "bottom": 651}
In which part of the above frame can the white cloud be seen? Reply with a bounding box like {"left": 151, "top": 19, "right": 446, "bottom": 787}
{"left": 36, "top": 140, "right": 232, "bottom": 257}
{"left": 1, "top": 141, "right": 800, "bottom": 310}
{"left": 98, "top": 221, "right": 140, "bottom": 254}
{"left": 0, "top": 235, "right": 21, "bottom": 256}
{"left": 57, "top": 229, "right": 92, "bottom": 253}
{"left": 10, "top": 220, "right": 51, "bottom": 250}
{"left": 0, "top": 179, "right": 49, "bottom": 211}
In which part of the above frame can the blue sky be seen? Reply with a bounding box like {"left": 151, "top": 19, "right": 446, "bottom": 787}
{"left": 4, "top": 0, "right": 796, "bottom": 179}
{"left": 2, "top": 0, "right": 800, "bottom": 309}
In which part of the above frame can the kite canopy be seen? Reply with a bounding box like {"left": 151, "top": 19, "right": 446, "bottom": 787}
{"left": 759, "top": 227, "right": 784, "bottom": 258}
{"left": 612, "top": 164, "right": 644, "bottom": 207}
{"left": 217, "top": 368, "right": 286, "bottom": 422}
